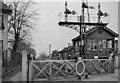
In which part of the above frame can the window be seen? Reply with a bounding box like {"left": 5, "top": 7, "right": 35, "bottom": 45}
{"left": 93, "top": 39, "right": 97, "bottom": 50}
{"left": 102, "top": 40, "right": 106, "bottom": 49}
{"left": 87, "top": 39, "right": 92, "bottom": 50}
{"left": 87, "top": 39, "right": 107, "bottom": 51}
{"left": 107, "top": 40, "right": 112, "bottom": 48}
{"left": 75, "top": 42, "right": 78, "bottom": 52}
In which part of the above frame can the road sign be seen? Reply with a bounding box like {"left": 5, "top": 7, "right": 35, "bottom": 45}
{"left": 76, "top": 60, "right": 85, "bottom": 76}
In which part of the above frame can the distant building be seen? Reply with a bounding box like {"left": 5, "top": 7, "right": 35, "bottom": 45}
{"left": 58, "top": 46, "right": 74, "bottom": 60}
{"left": 51, "top": 50, "right": 59, "bottom": 60}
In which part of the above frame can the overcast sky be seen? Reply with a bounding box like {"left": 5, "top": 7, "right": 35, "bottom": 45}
{"left": 29, "top": 1, "right": 118, "bottom": 56}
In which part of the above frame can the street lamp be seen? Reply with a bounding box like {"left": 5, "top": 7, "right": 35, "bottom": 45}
{"left": 27, "top": 54, "right": 32, "bottom": 82}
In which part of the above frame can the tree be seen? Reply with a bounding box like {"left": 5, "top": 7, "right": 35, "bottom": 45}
{"left": 7, "top": 1, "right": 39, "bottom": 52}
{"left": 5, "top": 1, "right": 39, "bottom": 65}
{"left": 17, "top": 41, "right": 36, "bottom": 57}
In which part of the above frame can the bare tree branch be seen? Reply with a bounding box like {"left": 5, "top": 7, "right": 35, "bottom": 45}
{"left": 6, "top": 1, "right": 39, "bottom": 52}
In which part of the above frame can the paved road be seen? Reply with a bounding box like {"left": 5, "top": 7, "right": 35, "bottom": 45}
{"left": 57, "top": 68, "right": 119, "bottom": 81}
{"left": 4, "top": 68, "right": 119, "bottom": 81}
{"left": 4, "top": 71, "right": 22, "bottom": 81}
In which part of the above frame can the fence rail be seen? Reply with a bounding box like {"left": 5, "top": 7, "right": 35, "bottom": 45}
{"left": 30, "top": 59, "right": 114, "bottom": 81}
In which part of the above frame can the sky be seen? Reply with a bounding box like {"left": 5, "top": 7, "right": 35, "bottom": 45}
{"left": 29, "top": 1, "right": 118, "bottom": 56}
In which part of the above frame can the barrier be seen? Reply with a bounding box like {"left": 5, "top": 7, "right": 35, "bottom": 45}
{"left": 76, "top": 60, "right": 85, "bottom": 76}
{"left": 29, "top": 59, "right": 114, "bottom": 81}
{"left": 75, "top": 60, "right": 88, "bottom": 79}
{"left": 21, "top": 51, "right": 115, "bottom": 81}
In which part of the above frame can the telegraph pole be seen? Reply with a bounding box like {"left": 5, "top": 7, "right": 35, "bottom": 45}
{"left": 98, "top": 3, "right": 101, "bottom": 23}
{"left": 79, "top": 15, "right": 82, "bottom": 58}
{"left": 65, "top": 1, "right": 68, "bottom": 22}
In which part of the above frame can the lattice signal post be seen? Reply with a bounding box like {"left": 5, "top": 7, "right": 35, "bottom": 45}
{"left": 58, "top": 1, "right": 108, "bottom": 59}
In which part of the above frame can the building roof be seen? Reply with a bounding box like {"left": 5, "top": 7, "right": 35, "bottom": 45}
{"left": 72, "top": 26, "right": 119, "bottom": 41}
{"left": 59, "top": 46, "right": 73, "bottom": 53}
{"left": 0, "top": 1, "right": 12, "bottom": 14}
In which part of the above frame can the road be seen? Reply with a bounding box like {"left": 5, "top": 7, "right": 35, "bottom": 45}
{"left": 57, "top": 68, "right": 119, "bottom": 81}
{"left": 4, "top": 68, "right": 119, "bottom": 82}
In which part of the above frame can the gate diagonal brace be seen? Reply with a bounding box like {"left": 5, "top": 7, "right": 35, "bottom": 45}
{"left": 53, "top": 62, "right": 66, "bottom": 78}
{"left": 38, "top": 62, "right": 50, "bottom": 78}
{"left": 51, "top": 62, "right": 64, "bottom": 77}
{"left": 51, "top": 62, "right": 69, "bottom": 78}
{"left": 33, "top": 62, "right": 50, "bottom": 80}
{"left": 96, "top": 61, "right": 103, "bottom": 72}
{"left": 51, "top": 62, "right": 60, "bottom": 70}
{"left": 85, "top": 60, "right": 93, "bottom": 75}
{"left": 85, "top": 68, "right": 89, "bottom": 75}
{"left": 97, "top": 61, "right": 107, "bottom": 72}
{"left": 67, "top": 62, "right": 76, "bottom": 75}
{"left": 102, "top": 60, "right": 113, "bottom": 73}
{"left": 41, "top": 63, "right": 50, "bottom": 78}
{"left": 90, "top": 60, "right": 101, "bottom": 74}
{"left": 107, "top": 60, "right": 114, "bottom": 72}
{"left": 99, "top": 60, "right": 110, "bottom": 73}
{"left": 53, "top": 61, "right": 67, "bottom": 78}
{"left": 51, "top": 62, "right": 67, "bottom": 72}
{"left": 32, "top": 63, "right": 41, "bottom": 72}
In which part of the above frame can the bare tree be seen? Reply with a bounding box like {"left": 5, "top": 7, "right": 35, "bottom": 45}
{"left": 4, "top": 1, "right": 39, "bottom": 66}
{"left": 7, "top": 1, "right": 39, "bottom": 52}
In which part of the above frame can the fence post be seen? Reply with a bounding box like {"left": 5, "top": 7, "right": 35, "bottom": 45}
{"left": 65, "top": 61, "right": 68, "bottom": 77}
{"left": 29, "top": 59, "right": 33, "bottom": 81}
{"left": 109, "top": 53, "right": 115, "bottom": 73}
{"left": 22, "top": 50, "right": 27, "bottom": 81}
{"left": 49, "top": 61, "right": 52, "bottom": 80}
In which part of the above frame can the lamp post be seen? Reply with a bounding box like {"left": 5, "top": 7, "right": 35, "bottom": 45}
{"left": 27, "top": 54, "right": 31, "bottom": 82}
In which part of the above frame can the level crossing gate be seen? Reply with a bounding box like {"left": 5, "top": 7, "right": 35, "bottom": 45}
{"left": 29, "top": 58, "right": 114, "bottom": 81}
